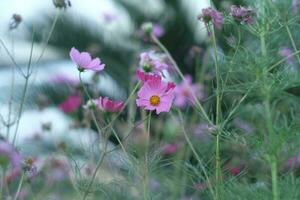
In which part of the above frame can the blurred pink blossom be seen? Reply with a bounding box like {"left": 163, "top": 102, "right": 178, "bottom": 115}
{"left": 59, "top": 95, "right": 81, "bottom": 113}
{"left": 97, "top": 97, "right": 124, "bottom": 112}
{"left": 162, "top": 143, "right": 180, "bottom": 155}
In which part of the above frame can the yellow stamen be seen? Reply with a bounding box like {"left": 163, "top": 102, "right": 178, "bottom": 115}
{"left": 150, "top": 95, "right": 160, "bottom": 106}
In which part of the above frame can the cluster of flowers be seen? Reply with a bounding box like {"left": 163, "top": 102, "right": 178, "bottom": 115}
{"left": 197, "top": 5, "right": 256, "bottom": 31}
{"left": 67, "top": 47, "right": 204, "bottom": 115}
{"left": 69, "top": 47, "right": 124, "bottom": 113}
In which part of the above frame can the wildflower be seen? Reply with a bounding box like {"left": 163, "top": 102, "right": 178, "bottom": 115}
{"left": 83, "top": 99, "right": 98, "bottom": 110}
{"left": 136, "top": 70, "right": 161, "bottom": 83}
{"left": 152, "top": 24, "right": 165, "bottom": 38}
{"left": 139, "top": 51, "right": 169, "bottom": 75}
{"left": 9, "top": 14, "right": 22, "bottom": 30}
{"left": 59, "top": 95, "right": 81, "bottom": 113}
{"left": 162, "top": 143, "right": 180, "bottom": 155}
{"left": 136, "top": 78, "right": 175, "bottom": 114}
{"left": 69, "top": 47, "right": 105, "bottom": 72}
{"left": 97, "top": 97, "right": 124, "bottom": 112}
{"left": 174, "top": 75, "right": 204, "bottom": 107}
{"left": 230, "top": 5, "right": 255, "bottom": 24}
{"left": 0, "top": 140, "right": 22, "bottom": 181}
{"left": 22, "top": 157, "right": 38, "bottom": 178}
{"left": 285, "top": 153, "right": 300, "bottom": 170}
{"left": 279, "top": 47, "right": 294, "bottom": 64}
{"left": 53, "top": 0, "right": 71, "bottom": 9}
{"left": 292, "top": 0, "right": 299, "bottom": 13}
{"left": 197, "top": 7, "right": 224, "bottom": 29}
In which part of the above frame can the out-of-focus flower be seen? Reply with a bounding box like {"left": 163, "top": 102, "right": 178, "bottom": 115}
{"left": 9, "top": 14, "right": 22, "bottom": 30}
{"left": 174, "top": 75, "right": 204, "bottom": 108}
{"left": 285, "top": 153, "right": 300, "bottom": 170}
{"left": 83, "top": 99, "right": 98, "bottom": 110}
{"left": 136, "top": 78, "right": 175, "bottom": 114}
{"left": 162, "top": 143, "right": 180, "bottom": 155}
{"left": 50, "top": 74, "right": 79, "bottom": 85}
{"left": 97, "top": 97, "right": 124, "bottom": 112}
{"left": 233, "top": 118, "right": 254, "bottom": 133}
{"left": 192, "top": 123, "right": 216, "bottom": 140}
{"left": 230, "top": 5, "right": 256, "bottom": 24}
{"left": 197, "top": 7, "right": 224, "bottom": 29}
{"left": 279, "top": 47, "right": 294, "bottom": 65}
{"left": 229, "top": 165, "right": 243, "bottom": 176}
{"left": 139, "top": 51, "right": 169, "bottom": 75}
{"left": 23, "top": 157, "right": 38, "bottom": 178}
{"left": 47, "top": 158, "right": 70, "bottom": 183}
{"left": 70, "top": 47, "right": 105, "bottom": 72}
{"left": 53, "top": 0, "right": 71, "bottom": 9}
{"left": 59, "top": 95, "right": 81, "bottom": 113}
{"left": 0, "top": 140, "right": 22, "bottom": 182}
{"left": 102, "top": 11, "right": 119, "bottom": 23}
{"left": 136, "top": 70, "right": 161, "bottom": 83}
{"left": 292, "top": 0, "right": 300, "bottom": 13}
{"left": 152, "top": 24, "right": 165, "bottom": 38}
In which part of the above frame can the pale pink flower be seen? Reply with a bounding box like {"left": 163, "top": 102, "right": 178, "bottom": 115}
{"left": 97, "top": 97, "right": 124, "bottom": 112}
{"left": 174, "top": 75, "right": 204, "bottom": 107}
{"left": 136, "top": 78, "right": 175, "bottom": 114}
{"left": 152, "top": 23, "right": 165, "bottom": 38}
{"left": 139, "top": 51, "right": 169, "bottom": 75}
{"left": 279, "top": 47, "right": 294, "bottom": 64}
{"left": 162, "top": 143, "right": 180, "bottom": 155}
{"left": 69, "top": 47, "right": 105, "bottom": 72}
{"left": 59, "top": 95, "right": 81, "bottom": 113}
{"left": 197, "top": 7, "right": 224, "bottom": 29}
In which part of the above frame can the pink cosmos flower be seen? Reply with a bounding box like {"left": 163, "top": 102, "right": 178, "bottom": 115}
{"left": 59, "top": 95, "right": 81, "bottom": 113}
{"left": 136, "top": 70, "right": 161, "bottom": 83}
{"left": 230, "top": 5, "right": 255, "bottom": 24}
{"left": 139, "top": 51, "right": 169, "bottom": 75}
{"left": 97, "top": 96, "right": 124, "bottom": 112}
{"left": 69, "top": 47, "right": 105, "bottom": 72}
{"left": 152, "top": 23, "right": 165, "bottom": 38}
{"left": 174, "top": 75, "right": 204, "bottom": 107}
{"left": 136, "top": 78, "right": 175, "bottom": 114}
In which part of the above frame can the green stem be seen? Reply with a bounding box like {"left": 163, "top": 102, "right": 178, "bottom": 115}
{"left": 13, "top": 173, "right": 24, "bottom": 200}
{"left": 271, "top": 156, "right": 279, "bottom": 200}
{"left": 211, "top": 26, "right": 222, "bottom": 193}
{"left": 285, "top": 25, "right": 300, "bottom": 65}
{"left": 143, "top": 111, "right": 151, "bottom": 200}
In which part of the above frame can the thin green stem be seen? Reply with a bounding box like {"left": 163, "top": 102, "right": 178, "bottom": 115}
{"left": 177, "top": 110, "right": 216, "bottom": 200}
{"left": 285, "top": 25, "right": 300, "bottom": 65}
{"left": 13, "top": 173, "right": 24, "bottom": 200}
{"left": 271, "top": 156, "right": 279, "bottom": 200}
{"left": 143, "top": 111, "right": 152, "bottom": 200}
{"left": 211, "top": 26, "right": 222, "bottom": 192}
{"left": 269, "top": 50, "right": 300, "bottom": 71}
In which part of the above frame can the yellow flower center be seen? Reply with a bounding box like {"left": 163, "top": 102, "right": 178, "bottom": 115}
{"left": 150, "top": 95, "right": 160, "bottom": 106}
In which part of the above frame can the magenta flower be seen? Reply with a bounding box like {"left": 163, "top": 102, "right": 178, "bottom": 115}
{"left": 69, "top": 47, "right": 105, "bottom": 72}
{"left": 59, "top": 95, "right": 81, "bottom": 113}
{"left": 230, "top": 5, "right": 255, "bottom": 24}
{"left": 174, "top": 75, "right": 204, "bottom": 108}
{"left": 139, "top": 51, "right": 169, "bottom": 75}
{"left": 162, "top": 143, "right": 180, "bottom": 155}
{"left": 285, "top": 153, "right": 300, "bottom": 170}
{"left": 97, "top": 97, "right": 124, "bottom": 112}
{"left": 197, "top": 7, "right": 224, "bottom": 29}
{"left": 136, "top": 70, "right": 161, "bottom": 83}
{"left": 279, "top": 47, "right": 294, "bottom": 64}
{"left": 136, "top": 78, "right": 175, "bottom": 114}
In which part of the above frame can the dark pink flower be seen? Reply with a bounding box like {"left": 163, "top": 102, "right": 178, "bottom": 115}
{"left": 136, "top": 78, "right": 175, "bottom": 114}
{"left": 197, "top": 7, "right": 224, "bottom": 29}
{"left": 136, "top": 70, "right": 161, "bottom": 83}
{"left": 70, "top": 47, "right": 105, "bottom": 72}
{"left": 174, "top": 75, "right": 204, "bottom": 107}
{"left": 230, "top": 5, "right": 255, "bottom": 24}
{"left": 162, "top": 143, "right": 179, "bottom": 155}
{"left": 59, "top": 95, "right": 81, "bottom": 113}
{"left": 97, "top": 97, "right": 124, "bottom": 112}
